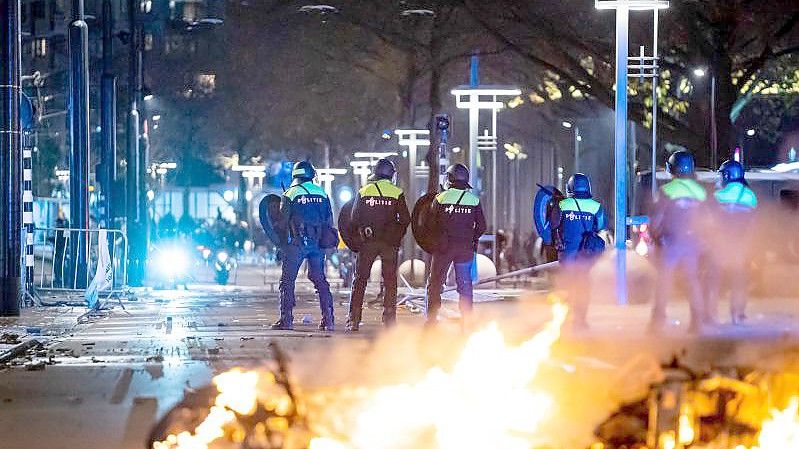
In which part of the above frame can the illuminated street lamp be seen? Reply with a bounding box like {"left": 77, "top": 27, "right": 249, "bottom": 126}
{"left": 232, "top": 164, "right": 267, "bottom": 189}
{"left": 451, "top": 83, "right": 521, "bottom": 189}
{"left": 596, "top": 0, "right": 669, "bottom": 305}
{"left": 394, "top": 129, "right": 430, "bottom": 203}
{"left": 451, "top": 54, "right": 520, "bottom": 190}
{"left": 503, "top": 142, "right": 527, "bottom": 232}
{"left": 349, "top": 161, "right": 372, "bottom": 187}
{"left": 316, "top": 168, "right": 348, "bottom": 202}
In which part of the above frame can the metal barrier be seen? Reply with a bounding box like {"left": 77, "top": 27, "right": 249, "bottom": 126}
{"left": 31, "top": 227, "right": 128, "bottom": 295}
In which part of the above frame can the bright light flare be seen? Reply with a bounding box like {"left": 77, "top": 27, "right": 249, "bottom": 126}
{"left": 310, "top": 302, "right": 569, "bottom": 449}
{"left": 158, "top": 248, "right": 189, "bottom": 277}
{"left": 758, "top": 396, "right": 799, "bottom": 449}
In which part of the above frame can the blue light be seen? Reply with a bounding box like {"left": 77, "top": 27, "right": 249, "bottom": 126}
{"left": 338, "top": 187, "right": 353, "bottom": 204}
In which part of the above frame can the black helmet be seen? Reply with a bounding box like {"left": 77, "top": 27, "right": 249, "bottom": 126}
{"left": 566, "top": 173, "right": 592, "bottom": 198}
{"left": 446, "top": 163, "right": 472, "bottom": 189}
{"left": 369, "top": 158, "right": 396, "bottom": 181}
{"left": 718, "top": 159, "right": 745, "bottom": 185}
{"left": 292, "top": 160, "right": 316, "bottom": 180}
{"left": 667, "top": 150, "right": 695, "bottom": 178}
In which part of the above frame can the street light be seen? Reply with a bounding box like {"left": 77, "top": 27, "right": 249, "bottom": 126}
{"left": 692, "top": 66, "right": 718, "bottom": 168}
{"left": 596, "top": 0, "right": 669, "bottom": 305}
{"left": 746, "top": 128, "right": 756, "bottom": 137}
{"left": 561, "top": 121, "right": 573, "bottom": 129}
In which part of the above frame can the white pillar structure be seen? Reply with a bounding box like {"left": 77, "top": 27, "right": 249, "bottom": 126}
{"left": 394, "top": 129, "right": 430, "bottom": 203}
{"left": 316, "top": 168, "right": 348, "bottom": 201}
{"left": 596, "top": 0, "right": 669, "bottom": 305}
{"left": 451, "top": 87, "right": 521, "bottom": 190}
{"left": 348, "top": 161, "right": 372, "bottom": 187}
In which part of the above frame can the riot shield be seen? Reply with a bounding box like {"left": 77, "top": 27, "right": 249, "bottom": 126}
{"left": 337, "top": 199, "right": 361, "bottom": 252}
{"left": 411, "top": 192, "right": 440, "bottom": 254}
{"left": 258, "top": 194, "right": 286, "bottom": 246}
{"left": 533, "top": 184, "right": 564, "bottom": 246}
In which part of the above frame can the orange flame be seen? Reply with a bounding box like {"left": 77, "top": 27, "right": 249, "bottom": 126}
{"left": 310, "top": 302, "right": 569, "bottom": 449}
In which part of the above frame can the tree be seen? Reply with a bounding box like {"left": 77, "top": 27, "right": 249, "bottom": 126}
{"left": 463, "top": 0, "right": 799, "bottom": 166}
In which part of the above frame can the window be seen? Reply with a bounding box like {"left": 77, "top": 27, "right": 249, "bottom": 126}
{"left": 34, "top": 37, "right": 47, "bottom": 57}
{"left": 195, "top": 73, "right": 216, "bottom": 95}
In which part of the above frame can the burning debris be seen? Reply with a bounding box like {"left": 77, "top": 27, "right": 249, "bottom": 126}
{"left": 147, "top": 302, "right": 799, "bottom": 449}
{"left": 148, "top": 343, "right": 309, "bottom": 449}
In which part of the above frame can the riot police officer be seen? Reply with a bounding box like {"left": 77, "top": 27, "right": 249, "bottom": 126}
{"left": 650, "top": 150, "right": 708, "bottom": 332}
{"left": 346, "top": 159, "right": 410, "bottom": 331}
{"left": 705, "top": 159, "right": 758, "bottom": 325}
{"left": 549, "top": 173, "right": 607, "bottom": 328}
{"left": 271, "top": 160, "right": 337, "bottom": 331}
{"left": 425, "top": 164, "right": 487, "bottom": 328}
{"left": 550, "top": 173, "right": 608, "bottom": 261}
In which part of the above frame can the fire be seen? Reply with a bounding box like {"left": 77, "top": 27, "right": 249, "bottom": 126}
{"left": 152, "top": 368, "right": 270, "bottom": 449}
{"left": 757, "top": 396, "right": 799, "bottom": 449}
{"left": 310, "top": 302, "right": 569, "bottom": 449}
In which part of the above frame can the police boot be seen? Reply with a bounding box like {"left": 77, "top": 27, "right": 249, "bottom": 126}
{"left": 318, "top": 318, "right": 335, "bottom": 332}
{"left": 271, "top": 316, "right": 294, "bottom": 331}
{"left": 345, "top": 318, "right": 360, "bottom": 332}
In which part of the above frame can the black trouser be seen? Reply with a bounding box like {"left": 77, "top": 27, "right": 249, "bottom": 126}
{"left": 279, "top": 241, "right": 334, "bottom": 325}
{"left": 426, "top": 251, "right": 473, "bottom": 322}
{"left": 347, "top": 242, "right": 398, "bottom": 326}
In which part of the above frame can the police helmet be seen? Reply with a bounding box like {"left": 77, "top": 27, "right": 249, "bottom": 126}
{"left": 446, "top": 164, "right": 472, "bottom": 189}
{"left": 566, "top": 173, "right": 592, "bottom": 198}
{"left": 369, "top": 158, "right": 396, "bottom": 181}
{"left": 718, "top": 159, "right": 745, "bottom": 185}
{"left": 667, "top": 151, "right": 695, "bottom": 178}
{"left": 292, "top": 160, "right": 316, "bottom": 181}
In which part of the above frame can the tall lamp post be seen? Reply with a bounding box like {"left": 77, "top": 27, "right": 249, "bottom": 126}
{"left": 596, "top": 0, "right": 668, "bottom": 305}
{"left": 692, "top": 67, "right": 718, "bottom": 168}
{"left": 1, "top": 0, "right": 22, "bottom": 316}
{"left": 394, "top": 129, "right": 430, "bottom": 204}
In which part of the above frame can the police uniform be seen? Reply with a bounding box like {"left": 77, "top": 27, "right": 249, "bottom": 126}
{"left": 549, "top": 173, "right": 607, "bottom": 328}
{"left": 705, "top": 172, "right": 758, "bottom": 324}
{"left": 550, "top": 197, "right": 608, "bottom": 261}
{"left": 425, "top": 186, "right": 487, "bottom": 324}
{"left": 276, "top": 177, "right": 336, "bottom": 331}
{"left": 346, "top": 178, "right": 410, "bottom": 330}
{"left": 651, "top": 176, "right": 708, "bottom": 330}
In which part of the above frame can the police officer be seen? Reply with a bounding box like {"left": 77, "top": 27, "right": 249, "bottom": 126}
{"left": 425, "top": 164, "right": 487, "bottom": 328}
{"left": 650, "top": 150, "right": 708, "bottom": 332}
{"left": 346, "top": 159, "right": 410, "bottom": 331}
{"left": 705, "top": 159, "right": 758, "bottom": 325}
{"left": 549, "top": 173, "right": 607, "bottom": 328}
{"left": 271, "top": 160, "right": 337, "bottom": 331}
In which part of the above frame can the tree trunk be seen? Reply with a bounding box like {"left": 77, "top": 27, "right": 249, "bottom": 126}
{"left": 713, "top": 53, "right": 736, "bottom": 164}
{"left": 398, "top": 49, "right": 418, "bottom": 127}
{"left": 425, "top": 12, "right": 444, "bottom": 194}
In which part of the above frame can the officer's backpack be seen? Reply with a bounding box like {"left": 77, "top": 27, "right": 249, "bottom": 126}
{"left": 574, "top": 201, "right": 605, "bottom": 256}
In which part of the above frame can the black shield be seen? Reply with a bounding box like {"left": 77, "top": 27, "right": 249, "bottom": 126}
{"left": 533, "top": 184, "right": 564, "bottom": 246}
{"left": 337, "top": 199, "right": 361, "bottom": 252}
{"left": 258, "top": 194, "right": 286, "bottom": 246}
{"left": 411, "top": 192, "right": 440, "bottom": 254}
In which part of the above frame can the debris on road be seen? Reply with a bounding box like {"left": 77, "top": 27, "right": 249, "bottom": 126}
{"left": 1, "top": 333, "right": 21, "bottom": 344}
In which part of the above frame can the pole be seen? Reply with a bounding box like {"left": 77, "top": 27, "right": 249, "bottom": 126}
{"left": 492, "top": 149, "right": 498, "bottom": 275}
{"left": 101, "top": 0, "right": 117, "bottom": 228}
{"left": 710, "top": 75, "right": 717, "bottom": 168}
{"left": 574, "top": 126, "right": 581, "bottom": 173}
{"left": 126, "top": 0, "right": 144, "bottom": 286}
{"left": 613, "top": 4, "right": 629, "bottom": 305}
{"left": 468, "top": 103, "right": 479, "bottom": 190}
{"left": 650, "top": 9, "right": 659, "bottom": 202}
{"left": 0, "top": 0, "right": 22, "bottom": 316}
{"left": 68, "top": 0, "right": 90, "bottom": 288}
